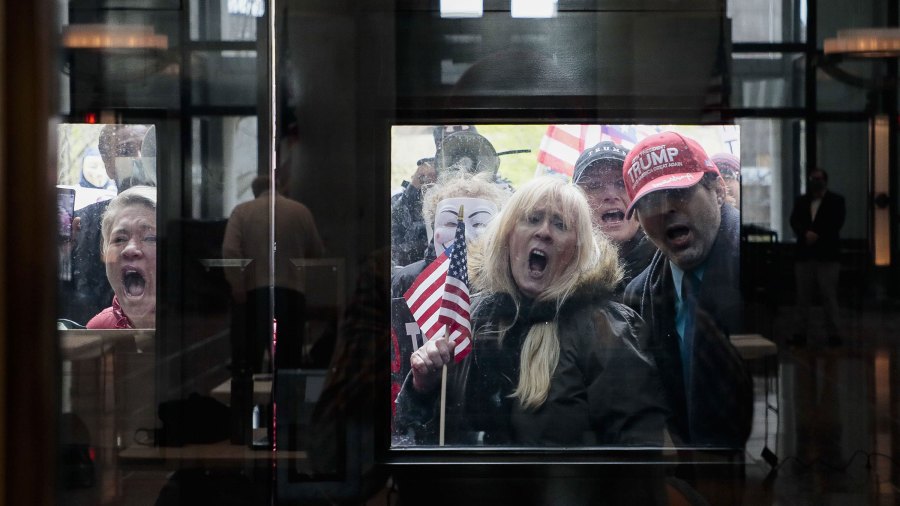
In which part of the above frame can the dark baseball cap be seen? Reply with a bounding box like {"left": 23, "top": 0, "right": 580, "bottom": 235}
{"left": 572, "top": 141, "right": 630, "bottom": 184}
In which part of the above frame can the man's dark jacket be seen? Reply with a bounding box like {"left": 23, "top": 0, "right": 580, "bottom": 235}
{"left": 789, "top": 190, "right": 846, "bottom": 261}
{"left": 624, "top": 204, "right": 752, "bottom": 448}
{"left": 59, "top": 200, "right": 114, "bottom": 324}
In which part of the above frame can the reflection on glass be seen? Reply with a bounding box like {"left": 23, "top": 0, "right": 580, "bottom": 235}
{"left": 390, "top": 125, "right": 749, "bottom": 450}
{"left": 731, "top": 53, "right": 804, "bottom": 108}
{"left": 727, "top": 0, "right": 806, "bottom": 42}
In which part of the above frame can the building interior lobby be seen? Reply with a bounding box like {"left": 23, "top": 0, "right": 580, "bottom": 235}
{"left": 5, "top": 0, "right": 900, "bottom": 505}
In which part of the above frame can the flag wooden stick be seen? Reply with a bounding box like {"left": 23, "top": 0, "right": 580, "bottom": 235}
{"left": 439, "top": 362, "right": 448, "bottom": 446}
{"left": 439, "top": 205, "right": 464, "bottom": 447}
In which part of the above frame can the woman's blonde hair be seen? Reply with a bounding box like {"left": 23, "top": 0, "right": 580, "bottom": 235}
{"left": 100, "top": 185, "right": 157, "bottom": 256}
{"left": 421, "top": 171, "right": 510, "bottom": 228}
{"left": 476, "top": 175, "right": 621, "bottom": 410}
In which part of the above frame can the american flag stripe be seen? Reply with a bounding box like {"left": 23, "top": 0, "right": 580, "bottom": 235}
{"left": 440, "top": 219, "right": 472, "bottom": 363}
{"left": 409, "top": 285, "right": 444, "bottom": 320}
{"left": 537, "top": 126, "right": 584, "bottom": 169}
{"left": 453, "top": 337, "right": 472, "bottom": 359}
{"left": 404, "top": 254, "right": 449, "bottom": 305}
{"left": 403, "top": 212, "right": 473, "bottom": 362}
{"left": 537, "top": 125, "right": 597, "bottom": 176}
{"left": 439, "top": 310, "right": 470, "bottom": 332}
{"left": 537, "top": 151, "right": 577, "bottom": 176}
{"left": 441, "top": 282, "right": 470, "bottom": 308}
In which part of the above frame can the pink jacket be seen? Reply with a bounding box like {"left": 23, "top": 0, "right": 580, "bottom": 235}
{"left": 86, "top": 297, "right": 133, "bottom": 329}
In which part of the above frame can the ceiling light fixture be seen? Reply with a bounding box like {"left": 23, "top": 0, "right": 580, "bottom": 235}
{"left": 823, "top": 28, "right": 900, "bottom": 58}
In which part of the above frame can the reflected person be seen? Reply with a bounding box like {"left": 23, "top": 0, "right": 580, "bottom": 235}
{"left": 397, "top": 176, "right": 667, "bottom": 447}
{"left": 573, "top": 141, "right": 657, "bottom": 294}
{"left": 222, "top": 175, "right": 324, "bottom": 372}
{"left": 87, "top": 186, "right": 157, "bottom": 329}
{"left": 622, "top": 131, "right": 752, "bottom": 449}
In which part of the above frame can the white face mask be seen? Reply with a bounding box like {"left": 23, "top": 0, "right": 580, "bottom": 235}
{"left": 432, "top": 197, "right": 499, "bottom": 254}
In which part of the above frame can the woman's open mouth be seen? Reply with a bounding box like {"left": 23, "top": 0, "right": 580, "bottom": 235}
{"left": 528, "top": 249, "right": 548, "bottom": 276}
{"left": 601, "top": 210, "right": 625, "bottom": 223}
{"left": 122, "top": 268, "right": 146, "bottom": 297}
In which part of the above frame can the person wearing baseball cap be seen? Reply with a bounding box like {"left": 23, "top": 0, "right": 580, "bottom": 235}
{"left": 622, "top": 131, "right": 752, "bottom": 450}
{"left": 711, "top": 152, "right": 741, "bottom": 209}
{"left": 573, "top": 140, "right": 657, "bottom": 293}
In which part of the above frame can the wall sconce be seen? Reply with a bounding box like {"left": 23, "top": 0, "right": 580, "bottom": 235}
{"left": 824, "top": 28, "right": 900, "bottom": 58}
{"left": 61, "top": 24, "right": 168, "bottom": 50}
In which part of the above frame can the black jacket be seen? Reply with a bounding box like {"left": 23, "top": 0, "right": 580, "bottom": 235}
{"left": 390, "top": 183, "right": 429, "bottom": 268}
{"left": 396, "top": 272, "right": 668, "bottom": 447}
{"left": 617, "top": 228, "right": 657, "bottom": 297}
{"left": 790, "top": 190, "right": 845, "bottom": 261}
{"left": 624, "top": 204, "right": 752, "bottom": 448}
{"left": 59, "top": 199, "right": 114, "bottom": 324}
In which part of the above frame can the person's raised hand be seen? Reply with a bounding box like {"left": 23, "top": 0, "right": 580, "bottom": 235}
{"left": 410, "top": 334, "right": 454, "bottom": 392}
{"left": 410, "top": 161, "right": 436, "bottom": 189}
{"left": 71, "top": 216, "right": 81, "bottom": 243}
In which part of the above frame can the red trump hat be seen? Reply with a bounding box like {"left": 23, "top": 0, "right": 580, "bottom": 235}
{"left": 623, "top": 131, "right": 719, "bottom": 218}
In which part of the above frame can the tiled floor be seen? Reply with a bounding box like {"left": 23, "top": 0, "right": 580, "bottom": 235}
{"left": 740, "top": 303, "right": 900, "bottom": 505}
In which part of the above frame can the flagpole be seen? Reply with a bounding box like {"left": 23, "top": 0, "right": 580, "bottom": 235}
{"left": 439, "top": 361, "right": 448, "bottom": 446}
{"left": 439, "top": 205, "right": 465, "bottom": 447}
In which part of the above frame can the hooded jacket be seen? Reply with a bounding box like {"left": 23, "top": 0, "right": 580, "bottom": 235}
{"left": 623, "top": 204, "right": 752, "bottom": 448}
{"left": 395, "top": 261, "right": 668, "bottom": 447}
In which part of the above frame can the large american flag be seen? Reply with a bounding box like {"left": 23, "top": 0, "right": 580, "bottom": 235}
{"left": 403, "top": 215, "right": 472, "bottom": 362}
{"left": 536, "top": 124, "right": 662, "bottom": 177}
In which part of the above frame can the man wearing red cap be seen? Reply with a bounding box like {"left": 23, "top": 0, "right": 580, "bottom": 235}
{"left": 622, "top": 131, "right": 752, "bottom": 450}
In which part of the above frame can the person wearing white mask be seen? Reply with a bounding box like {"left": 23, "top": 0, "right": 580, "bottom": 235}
{"left": 390, "top": 171, "right": 509, "bottom": 298}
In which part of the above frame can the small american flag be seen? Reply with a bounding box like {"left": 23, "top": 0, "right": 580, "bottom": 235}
{"left": 403, "top": 211, "right": 472, "bottom": 362}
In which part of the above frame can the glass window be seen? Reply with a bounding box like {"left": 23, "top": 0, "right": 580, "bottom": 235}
{"left": 732, "top": 53, "right": 805, "bottom": 108}
{"left": 727, "top": 0, "right": 806, "bottom": 42}
{"left": 735, "top": 117, "right": 803, "bottom": 240}
{"left": 190, "top": 0, "right": 260, "bottom": 41}
{"left": 191, "top": 51, "right": 258, "bottom": 107}
{"left": 48, "top": 0, "right": 828, "bottom": 504}
{"left": 190, "top": 116, "right": 258, "bottom": 219}
{"left": 389, "top": 124, "right": 745, "bottom": 451}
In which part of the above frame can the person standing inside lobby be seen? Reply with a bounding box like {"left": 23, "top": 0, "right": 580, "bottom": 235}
{"left": 790, "top": 168, "right": 846, "bottom": 347}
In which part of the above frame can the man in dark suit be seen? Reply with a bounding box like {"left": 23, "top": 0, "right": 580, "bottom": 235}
{"left": 790, "top": 168, "right": 846, "bottom": 346}
{"left": 623, "top": 131, "right": 752, "bottom": 450}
